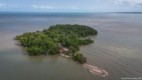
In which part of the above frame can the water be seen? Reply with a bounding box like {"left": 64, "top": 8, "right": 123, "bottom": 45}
{"left": 0, "top": 12, "right": 142, "bottom": 80}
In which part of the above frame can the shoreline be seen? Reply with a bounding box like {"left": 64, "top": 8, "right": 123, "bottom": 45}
{"left": 60, "top": 53, "right": 70, "bottom": 58}
{"left": 59, "top": 53, "right": 108, "bottom": 77}
{"left": 83, "top": 63, "right": 108, "bottom": 77}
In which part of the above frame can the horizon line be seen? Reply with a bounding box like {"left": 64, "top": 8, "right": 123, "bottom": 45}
{"left": 0, "top": 11, "right": 142, "bottom": 14}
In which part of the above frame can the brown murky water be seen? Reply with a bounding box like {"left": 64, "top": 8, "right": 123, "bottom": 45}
{"left": 0, "top": 13, "right": 142, "bottom": 80}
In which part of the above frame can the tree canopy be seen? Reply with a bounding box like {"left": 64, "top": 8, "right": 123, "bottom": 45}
{"left": 15, "top": 24, "right": 97, "bottom": 64}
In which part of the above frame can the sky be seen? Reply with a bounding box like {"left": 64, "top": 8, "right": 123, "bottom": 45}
{"left": 0, "top": 0, "right": 142, "bottom": 12}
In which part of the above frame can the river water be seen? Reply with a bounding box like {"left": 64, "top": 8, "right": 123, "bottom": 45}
{"left": 0, "top": 13, "right": 142, "bottom": 80}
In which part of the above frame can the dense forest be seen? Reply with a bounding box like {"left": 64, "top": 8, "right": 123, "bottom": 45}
{"left": 15, "top": 24, "right": 97, "bottom": 64}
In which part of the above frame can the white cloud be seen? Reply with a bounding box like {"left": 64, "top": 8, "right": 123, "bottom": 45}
{"left": 69, "top": 7, "right": 80, "bottom": 10}
{"left": 32, "top": 4, "right": 54, "bottom": 9}
{"left": 0, "top": 3, "right": 6, "bottom": 7}
{"left": 114, "top": 0, "right": 142, "bottom": 5}
{"left": 31, "top": 4, "right": 81, "bottom": 10}
{"left": 0, "top": 3, "right": 18, "bottom": 8}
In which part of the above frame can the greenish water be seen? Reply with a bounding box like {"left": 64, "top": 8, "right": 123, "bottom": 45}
{"left": 0, "top": 13, "right": 142, "bottom": 80}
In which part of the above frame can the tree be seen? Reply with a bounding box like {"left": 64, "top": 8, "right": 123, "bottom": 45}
{"left": 27, "top": 46, "right": 43, "bottom": 56}
{"left": 72, "top": 53, "right": 87, "bottom": 64}
{"left": 69, "top": 46, "right": 78, "bottom": 53}
{"left": 15, "top": 24, "right": 97, "bottom": 64}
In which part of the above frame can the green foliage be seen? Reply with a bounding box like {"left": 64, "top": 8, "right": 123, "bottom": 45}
{"left": 72, "top": 53, "right": 87, "bottom": 64}
{"left": 79, "top": 38, "right": 94, "bottom": 45}
{"left": 48, "top": 41, "right": 59, "bottom": 55}
{"left": 48, "top": 24, "right": 97, "bottom": 37}
{"left": 27, "top": 46, "right": 44, "bottom": 56}
{"left": 15, "top": 24, "right": 97, "bottom": 63}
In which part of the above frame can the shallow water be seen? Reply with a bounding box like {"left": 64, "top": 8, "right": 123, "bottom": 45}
{"left": 0, "top": 13, "right": 142, "bottom": 80}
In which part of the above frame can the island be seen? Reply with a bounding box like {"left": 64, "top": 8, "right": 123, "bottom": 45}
{"left": 15, "top": 24, "right": 97, "bottom": 64}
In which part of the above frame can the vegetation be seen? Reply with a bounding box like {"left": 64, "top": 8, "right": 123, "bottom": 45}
{"left": 15, "top": 24, "right": 97, "bottom": 64}
{"left": 72, "top": 53, "right": 87, "bottom": 64}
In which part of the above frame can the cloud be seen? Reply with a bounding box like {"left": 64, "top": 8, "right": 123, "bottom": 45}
{"left": 31, "top": 4, "right": 81, "bottom": 11}
{"left": 0, "top": 3, "right": 6, "bottom": 7}
{"left": 69, "top": 7, "right": 80, "bottom": 10}
{"left": 32, "top": 4, "right": 54, "bottom": 9}
{"left": 114, "top": 0, "right": 142, "bottom": 5}
{"left": 0, "top": 3, "right": 18, "bottom": 8}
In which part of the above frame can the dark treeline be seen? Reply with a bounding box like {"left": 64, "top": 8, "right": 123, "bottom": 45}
{"left": 15, "top": 24, "right": 97, "bottom": 64}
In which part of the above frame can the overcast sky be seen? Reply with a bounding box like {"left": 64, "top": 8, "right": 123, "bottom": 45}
{"left": 0, "top": 0, "right": 142, "bottom": 12}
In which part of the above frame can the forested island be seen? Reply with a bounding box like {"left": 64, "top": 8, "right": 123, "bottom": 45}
{"left": 15, "top": 24, "right": 97, "bottom": 64}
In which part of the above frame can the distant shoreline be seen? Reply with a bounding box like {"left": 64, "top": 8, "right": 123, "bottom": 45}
{"left": 0, "top": 12, "right": 142, "bottom": 15}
